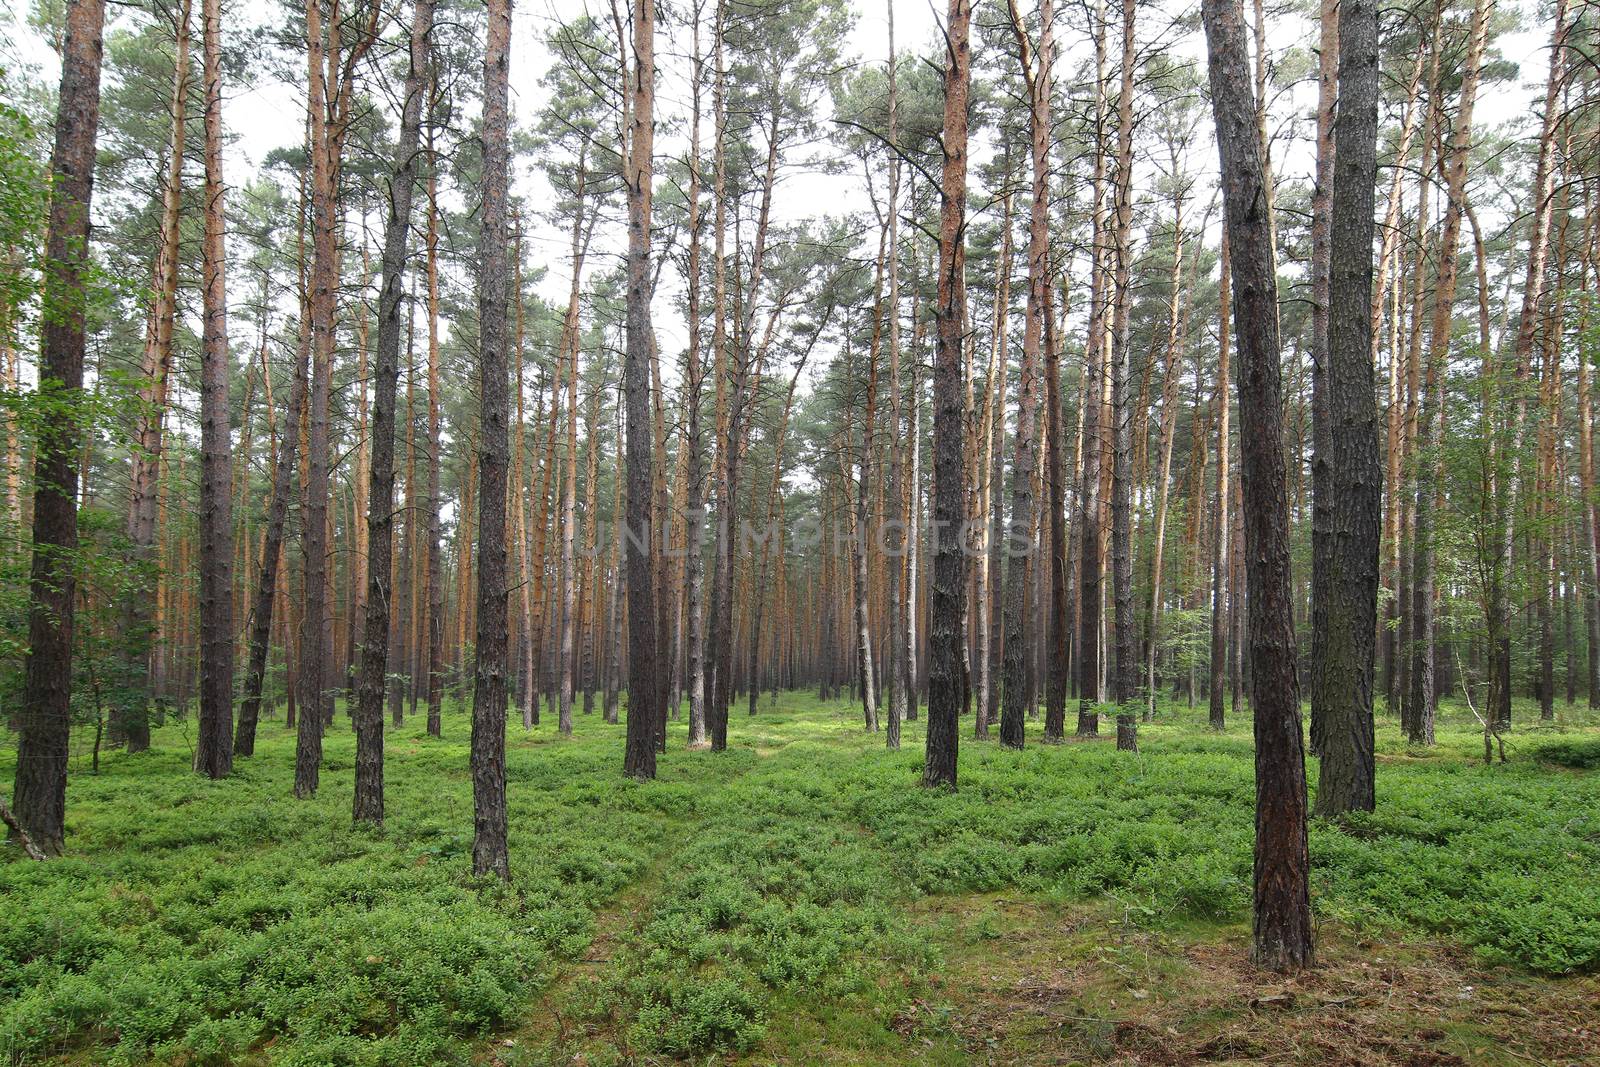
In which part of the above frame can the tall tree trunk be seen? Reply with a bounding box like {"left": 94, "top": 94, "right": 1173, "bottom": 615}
{"left": 1002, "top": 0, "right": 1050, "bottom": 750}
{"left": 194, "top": 0, "right": 234, "bottom": 780}
{"left": 295, "top": 0, "right": 342, "bottom": 797}
{"left": 1077, "top": 0, "right": 1109, "bottom": 738}
{"left": 347, "top": 245, "right": 371, "bottom": 713}
{"left": 1410, "top": 0, "right": 1490, "bottom": 745}
{"left": 1376, "top": 35, "right": 1428, "bottom": 716}
{"left": 854, "top": 242, "right": 885, "bottom": 733}
{"left": 1394, "top": 65, "right": 1438, "bottom": 725}
{"left": 622, "top": 0, "right": 660, "bottom": 779}
{"left": 510, "top": 230, "right": 531, "bottom": 727}
{"left": 710, "top": 102, "right": 779, "bottom": 750}
{"left": 528, "top": 316, "right": 563, "bottom": 730}
{"left": 904, "top": 290, "right": 923, "bottom": 722}
{"left": 581, "top": 371, "right": 603, "bottom": 716}
{"left": 424, "top": 117, "right": 445, "bottom": 739}
{"left": 705, "top": 0, "right": 731, "bottom": 745}
{"left": 1041, "top": 1, "right": 1069, "bottom": 749}
{"left": 884, "top": 0, "right": 906, "bottom": 748}
{"left": 604, "top": 396, "right": 626, "bottom": 723}
{"left": 977, "top": 181, "right": 1012, "bottom": 741}
{"left": 1311, "top": 0, "right": 1379, "bottom": 817}
{"left": 1208, "top": 231, "right": 1232, "bottom": 730}
{"left": 559, "top": 189, "right": 589, "bottom": 738}
{"left": 14, "top": 0, "right": 106, "bottom": 854}
{"left": 1202, "top": 0, "right": 1313, "bottom": 972}
{"left": 468, "top": 0, "right": 512, "bottom": 880}
{"left": 650, "top": 320, "right": 672, "bottom": 751}
{"left": 922, "top": 0, "right": 971, "bottom": 790}
{"left": 748, "top": 361, "right": 808, "bottom": 719}
{"left": 1306, "top": 0, "right": 1337, "bottom": 757}
{"left": 1108, "top": 0, "right": 1138, "bottom": 751}
{"left": 396, "top": 315, "right": 418, "bottom": 726}
{"left": 684, "top": 1, "right": 709, "bottom": 746}
{"left": 122, "top": 0, "right": 190, "bottom": 754}
{"left": 353, "top": 0, "right": 432, "bottom": 825}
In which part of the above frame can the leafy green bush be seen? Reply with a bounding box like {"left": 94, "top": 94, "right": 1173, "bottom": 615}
{"left": 1530, "top": 737, "right": 1600, "bottom": 769}
{"left": 0, "top": 702, "right": 656, "bottom": 1065}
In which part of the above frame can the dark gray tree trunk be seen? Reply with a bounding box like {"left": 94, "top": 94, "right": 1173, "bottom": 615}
{"left": 1202, "top": 0, "right": 1313, "bottom": 972}
{"left": 884, "top": 0, "right": 906, "bottom": 750}
{"left": 354, "top": 0, "right": 432, "bottom": 825}
{"left": 1310, "top": 0, "right": 1379, "bottom": 817}
{"left": 1108, "top": 0, "right": 1137, "bottom": 752}
{"left": 922, "top": 0, "right": 971, "bottom": 790}
{"left": 1307, "top": 0, "right": 1337, "bottom": 759}
{"left": 470, "top": 0, "right": 512, "bottom": 878}
{"left": 14, "top": 0, "right": 107, "bottom": 855}
{"left": 424, "top": 121, "right": 445, "bottom": 739}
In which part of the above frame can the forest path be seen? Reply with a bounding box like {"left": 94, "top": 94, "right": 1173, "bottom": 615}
{"left": 475, "top": 712, "right": 790, "bottom": 1064}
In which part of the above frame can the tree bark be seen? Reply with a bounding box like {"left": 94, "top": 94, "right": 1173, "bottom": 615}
{"left": 854, "top": 241, "right": 885, "bottom": 733}
{"left": 470, "top": 0, "right": 512, "bottom": 879}
{"left": 424, "top": 116, "right": 445, "bottom": 739}
{"left": 623, "top": 0, "right": 660, "bottom": 779}
{"left": 13, "top": 0, "right": 106, "bottom": 855}
{"left": 1410, "top": 0, "right": 1489, "bottom": 746}
{"left": 354, "top": 0, "right": 432, "bottom": 825}
{"left": 1310, "top": 0, "right": 1379, "bottom": 818}
{"left": 1077, "top": 0, "right": 1109, "bottom": 738}
{"left": 1306, "top": 0, "right": 1337, "bottom": 757}
{"left": 121, "top": 0, "right": 190, "bottom": 754}
{"left": 1202, "top": 0, "right": 1313, "bottom": 972}
{"left": 684, "top": 3, "right": 709, "bottom": 746}
{"left": 884, "top": 0, "right": 907, "bottom": 748}
{"left": 1002, "top": 0, "right": 1052, "bottom": 751}
{"left": 1493, "top": 0, "right": 1571, "bottom": 728}
{"left": 294, "top": 0, "right": 354, "bottom": 796}
{"left": 194, "top": 0, "right": 234, "bottom": 780}
{"left": 559, "top": 192, "right": 589, "bottom": 738}
{"left": 922, "top": 0, "right": 971, "bottom": 790}
{"left": 1108, "top": 0, "right": 1137, "bottom": 751}
{"left": 977, "top": 180, "right": 1012, "bottom": 742}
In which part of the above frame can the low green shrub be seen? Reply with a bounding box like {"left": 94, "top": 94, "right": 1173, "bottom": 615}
{"left": 1, "top": 693, "right": 1595, "bottom": 1064}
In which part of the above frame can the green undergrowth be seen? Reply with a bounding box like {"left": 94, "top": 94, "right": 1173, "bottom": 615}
{"left": 1, "top": 692, "right": 1596, "bottom": 1064}
{"left": 0, "top": 711, "right": 677, "bottom": 1066}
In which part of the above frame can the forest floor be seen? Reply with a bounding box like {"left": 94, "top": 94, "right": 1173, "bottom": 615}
{"left": 2, "top": 692, "right": 1597, "bottom": 1066}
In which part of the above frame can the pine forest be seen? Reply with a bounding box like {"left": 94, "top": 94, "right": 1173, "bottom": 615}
{"left": 0, "top": 0, "right": 1597, "bottom": 1061}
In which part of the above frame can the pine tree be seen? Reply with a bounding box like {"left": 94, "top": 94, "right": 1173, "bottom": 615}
{"left": 1202, "top": 0, "right": 1313, "bottom": 972}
